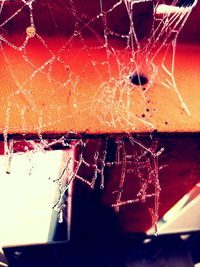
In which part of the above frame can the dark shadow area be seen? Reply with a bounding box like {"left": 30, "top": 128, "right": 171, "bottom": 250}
{"left": 3, "top": 232, "right": 200, "bottom": 267}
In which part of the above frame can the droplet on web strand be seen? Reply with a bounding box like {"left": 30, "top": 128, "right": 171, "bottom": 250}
{"left": 26, "top": 25, "right": 36, "bottom": 38}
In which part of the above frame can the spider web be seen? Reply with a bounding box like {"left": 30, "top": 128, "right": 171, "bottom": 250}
{"left": 0, "top": 0, "right": 197, "bottom": 234}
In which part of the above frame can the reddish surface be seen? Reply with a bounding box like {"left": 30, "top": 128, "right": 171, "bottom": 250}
{"left": 0, "top": 38, "right": 200, "bottom": 134}
{"left": 0, "top": 1, "right": 200, "bottom": 134}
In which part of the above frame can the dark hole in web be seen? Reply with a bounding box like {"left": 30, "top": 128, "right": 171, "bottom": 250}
{"left": 130, "top": 73, "right": 148, "bottom": 86}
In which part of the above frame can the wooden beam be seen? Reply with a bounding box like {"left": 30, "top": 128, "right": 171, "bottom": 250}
{"left": 0, "top": 37, "right": 199, "bottom": 135}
